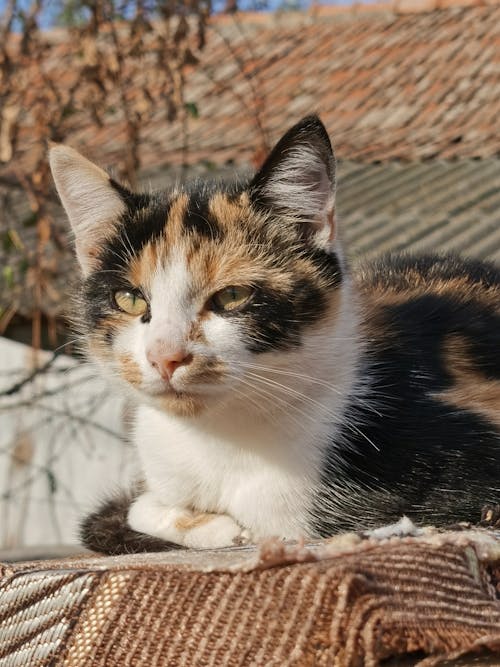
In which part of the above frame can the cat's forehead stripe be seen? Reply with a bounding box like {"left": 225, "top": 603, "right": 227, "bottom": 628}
{"left": 183, "top": 194, "right": 224, "bottom": 241}
{"left": 167, "top": 193, "right": 190, "bottom": 243}
{"left": 127, "top": 193, "right": 189, "bottom": 289}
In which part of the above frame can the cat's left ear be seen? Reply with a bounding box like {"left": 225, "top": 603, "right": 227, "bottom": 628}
{"left": 250, "top": 115, "right": 336, "bottom": 250}
{"left": 49, "top": 145, "right": 126, "bottom": 276}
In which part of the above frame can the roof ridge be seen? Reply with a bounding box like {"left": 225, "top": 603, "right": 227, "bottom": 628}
{"left": 12, "top": 0, "right": 500, "bottom": 43}
{"left": 211, "top": 0, "right": 500, "bottom": 26}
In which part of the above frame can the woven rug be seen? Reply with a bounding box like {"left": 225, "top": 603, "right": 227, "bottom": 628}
{"left": 1, "top": 528, "right": 500, "bottom": 666}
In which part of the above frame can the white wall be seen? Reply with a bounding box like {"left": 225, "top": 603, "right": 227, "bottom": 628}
{"left": 0, "top": 337, "right": 137, "bottom": 548}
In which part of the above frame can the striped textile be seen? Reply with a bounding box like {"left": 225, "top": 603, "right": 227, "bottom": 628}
{"left": 1, "top": 529, "right": 500, "bottom": 666}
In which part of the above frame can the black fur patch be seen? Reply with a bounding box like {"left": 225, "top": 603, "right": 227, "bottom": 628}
{"left": 80, "top": 489, "right": 182, "bottom": 555}
{"left": 81, "top": 192, "right": 172, "bottom": 328}
{"left": 313, "top": 253, "right": 500, "bottom": 535}
{"left": 241, "top": 278, "right": 329, "bottom": 353}
{"left": 183, "top": 194, "right": 223, "bottom": 241}
{"left": 100, "top": 197, "right": 172, "bottom": 273}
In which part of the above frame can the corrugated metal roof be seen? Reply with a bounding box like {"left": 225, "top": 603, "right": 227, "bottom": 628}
{"left": 338, "top": 159, "right": 500, "bottom": 263}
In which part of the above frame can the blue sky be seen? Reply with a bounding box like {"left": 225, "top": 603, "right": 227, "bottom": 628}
{"left": 0, "top": 0, "right": 358, "bottom": 30}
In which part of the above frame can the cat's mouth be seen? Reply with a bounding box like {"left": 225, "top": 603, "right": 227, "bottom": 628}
{"left": 141, "top": 376, "right": 225, "bottom": 416}
{"left": 150, "top": 361, "right": 226, "bottom": 398}
{"left": 144, "top": 379, "right": 192, "bottom": 398}
{"left": 142, "top": 374, "right": 209, "bottom": 399}
{"left": 118, "top": 354, "right": 226, "bottom": 405}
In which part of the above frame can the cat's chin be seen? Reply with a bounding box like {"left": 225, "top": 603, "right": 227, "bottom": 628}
{"left": 157, "top": 393, "right": 206, "bottom": 417}
{"left": 140, "top": 387, "right": 207, "bottom": 417}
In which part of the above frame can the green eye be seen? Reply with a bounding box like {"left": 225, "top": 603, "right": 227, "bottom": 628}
{"left": 114, "top": 290, "right": 148, "bottom": 316}
{"left": 211, "top": 286, "right": 253, "bottom": 312}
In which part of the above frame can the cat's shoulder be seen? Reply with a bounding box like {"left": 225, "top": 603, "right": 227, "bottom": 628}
{"left": 352, "top": 252, "right": 500, "bottom": 381}
{"left": 354, "top": 252, "right": 500, "bottom": 310}
{"left": 345, "top": 253, "right": 500, "bottom": 472}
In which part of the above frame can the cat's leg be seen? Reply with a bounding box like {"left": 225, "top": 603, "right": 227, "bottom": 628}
{"left": 128, "top": 491, "right": 251, "bottom": 548}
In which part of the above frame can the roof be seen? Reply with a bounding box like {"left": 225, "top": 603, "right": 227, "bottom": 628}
{"left": 1, "top": 0, "right": 500, "bottom": 178}
{"left": 1, "top": 0, "right": 500, "bottom": 329}
{"left": 339, "top": 158, "right": 500, "bottom": 262}
{"left": 153, "top": 0, "right": 500, "bottom": 166}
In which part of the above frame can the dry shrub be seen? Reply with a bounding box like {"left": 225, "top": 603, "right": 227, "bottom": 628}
{"left": 0, "top": 0, "right": 210, "bottom": 346}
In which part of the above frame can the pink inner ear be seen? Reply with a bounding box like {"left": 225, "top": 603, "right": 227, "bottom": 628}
{"left": 327, "top": 209, "right": 336, "bottom": 243}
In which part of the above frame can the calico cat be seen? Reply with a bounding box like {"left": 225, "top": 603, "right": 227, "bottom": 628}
{"left": 49, "top": 116, "right": 500, "bottom": 554}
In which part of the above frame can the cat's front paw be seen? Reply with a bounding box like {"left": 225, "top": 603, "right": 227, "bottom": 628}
{"left": 128, "top": 492, "right": 252, "bottom": 549}
{"left": 182, "top": 513, "right": 252, "bottom": 549}
{"left": 233, "top": 528, "right": 252, "bottom": 546}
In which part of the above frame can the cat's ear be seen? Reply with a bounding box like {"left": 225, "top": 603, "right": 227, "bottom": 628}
{"left": 250, "top": 115, "right": 336, "bottom": 250}
{"left": 49, "top": 145, "right": 126, "bottom": 275}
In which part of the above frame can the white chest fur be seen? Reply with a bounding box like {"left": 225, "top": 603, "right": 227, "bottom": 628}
{"left": 133, "top": 403, "right": 320, "bottom": 539}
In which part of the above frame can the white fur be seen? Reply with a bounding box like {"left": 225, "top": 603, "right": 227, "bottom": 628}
{"left": 263, "top": 144, "right": 336, "bottom": 250}
{"left": 128, "top": 275, "right": 363, "bottom": 547}
{"left": 144, "top": 251, "right": 194, "bottom": 365}
{"left": 128, "top": 493, "right": 251, "bottom": 548}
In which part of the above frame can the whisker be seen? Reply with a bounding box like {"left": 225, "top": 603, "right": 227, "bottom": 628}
{"left": 243, "top": 369, "right": 381, "bottom": 453}
{"left": 120, "top": 228, "right": 138, "bottom": 262}
{"left": 229, "top": 375, "right": 312, "bottom": 430}
{"left": 52, "top": 337, "right": 85, "bottom": 354}
{"left": 225, "top": 377, "right": 282, "bottom": 426}
{"left": 234, "top": 361, "right": 383, "bottom": 418}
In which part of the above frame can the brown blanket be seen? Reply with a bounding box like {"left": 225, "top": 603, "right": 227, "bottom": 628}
{"left": 1, "top": 528, "right": 500, "bottom": 666}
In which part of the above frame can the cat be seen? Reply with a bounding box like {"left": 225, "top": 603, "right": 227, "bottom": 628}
{"left": 49, "top": 115, "right": 500, "bottom": 554}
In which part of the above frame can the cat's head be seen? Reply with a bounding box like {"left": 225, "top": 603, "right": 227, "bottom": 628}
{"left": 50, "top": 116, "right": 344, "bottom": 417}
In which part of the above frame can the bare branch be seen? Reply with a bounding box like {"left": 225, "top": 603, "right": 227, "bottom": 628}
{"left": 0, "top": 351, "right": 60, "bottom": 396}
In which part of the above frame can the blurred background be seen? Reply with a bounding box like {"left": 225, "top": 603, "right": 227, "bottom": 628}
{"left": 0, "top": 0, "right": 499, "bottom": 554}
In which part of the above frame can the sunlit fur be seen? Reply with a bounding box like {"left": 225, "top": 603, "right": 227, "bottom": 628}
{"left": 50, "top": 116, "right": 500, "bottom": 553}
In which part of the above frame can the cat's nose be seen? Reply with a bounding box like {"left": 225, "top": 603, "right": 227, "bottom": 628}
{"left": 146, "top": 348, "right": 192, "bottom": 381}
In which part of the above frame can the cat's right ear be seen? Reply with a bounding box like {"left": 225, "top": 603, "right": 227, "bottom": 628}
{"left": 249, "top": 115, "right": 337, "bottom": 251}
{"left": 49, "top": 145, "right": 126, "bottom": 275}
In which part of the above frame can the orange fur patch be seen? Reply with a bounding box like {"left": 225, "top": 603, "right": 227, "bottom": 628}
{"left": 362, "top": 273, "right": 499, "bottom": 310}
{"left": 359, "top": 269, "right": 500, "bottom": 344}
{"left": 208, "top": 192, "right": 246, "bottom": 230}
{"left": 118, "top": 353, "right": 143, "bottom": 386}
{"left": 437, "top": 335, "right": 500, "bottom": 428}
{"left": 166, "top": 193, "right": 189, "bottom": 243}
{"left": 174, "top": 511, "right": 216, "bottom": 531}
{"left": 129, "top": 242, "right": 158, "bottom": 290}
{"left": 157, "top": 392, "right": 204, "bottom": 417}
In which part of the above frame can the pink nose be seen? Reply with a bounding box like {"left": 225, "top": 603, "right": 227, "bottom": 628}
{"left": 146, "top": 348, "right": 192, "bottom": 381}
